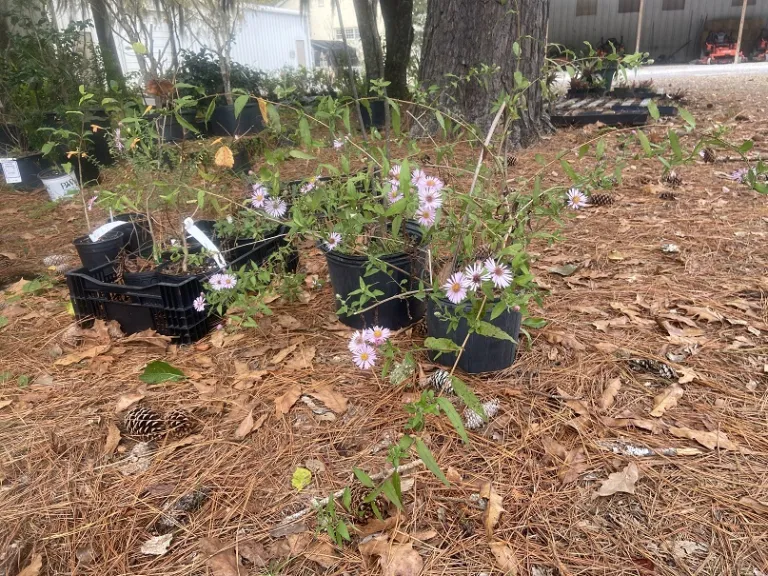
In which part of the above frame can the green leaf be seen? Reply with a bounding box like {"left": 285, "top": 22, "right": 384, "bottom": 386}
{"left": 391, "top": 214, "right": 402, "bottom": 238}
{"left": 353, "top": 467, "right": 374, "bottom": 488}
{"left": 559, "top": 158, "right": 578, "bottom": 182}
{"left": 234, "top": 94, "right": 250, "bottom": 119}
{"left": 415, "top": 437, "right": 449, "bottom": 485}
{"left": 342, "top": 106, "right": 351, "bottom": 134}
{"left": 0, "top": 316, "right": 8, "bottom": 329}
{"left": 534, "top": 153, "right": 547, "bottom": 165}
{"left": 436, "top": 398, "right": 469, "bottom": 444}
{"left": 380, "top": 477, "right": 404, "bottom": 510}
{"left": 424, "top": 337, "right": 462, "bottom": 353}
{"left": 596, "top": 138, "right": 605, "bottom": 160}
{"left": 197, "top": 188, "right": 205, "bottom": 209}
{"left": 522, "top": 317, "right": 547, "bottom": 329}
{"left": 139, "top": 360, "right": 186, "bottom": 384}
{"left": 738, "top": 140, "right": 754, "bottom": 154}
{"left": 342, "top": 487, "right": 352, "bottom": 511}
{"left": 512, "top": 41, "right": 521, "bottom": 57}
{"left": 336, "top": 520, "right": 351, "bottom": 541}
{"left": 646, "top": 100, "right": 660, "bottom": 120}
{"left": 174, "top": 111, "right": 199, "bottom": 134}
{"left": 435, "top": 110, "right": 446, "bottom": 137}
{"left": 267, "top": 103, "right": 282, "bottom": 132}
{"left": 474, "top": 320, "right": 516, "bottom": 342}
{"left": 291, "top": 467, "right": 312, "bottom": 491}
{"left": 668, "top": 129, "right": 681, "bottom": 161}
{"left": 298, "top": 116, "right": 311, "bottom": 148}
{"left": 450, "top": 375, "right": 486, "bottom": 421}
{"left": 131, "top": 41, "right": 147, "bottom": 55}
{"left": 577, "top": 143, "right": 589, "bottom": 158}
{"left": 289, "top": 150, "right": 315, "bottom": 160}
{"left": 636, "top": 131, "right": 652, "bottom": 156}
{"left": 678, "top": 108, "right": 695, "bottom": 129}
{"left": 390, "top": 100, "right": 401, "bottom": 135}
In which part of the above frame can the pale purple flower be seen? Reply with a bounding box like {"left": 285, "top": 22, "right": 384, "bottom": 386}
{"left": 264, "top": 198, "right": 287, "bottom": 218}
{"left": 209, "top": 273, "right": 225, "bottom": 290}
{"left": 193, "top": 292, "right": 206, "bottom": 312}
{"left": 411, "top": 168, "right": 427, "bottom": 187}
{"left": 365, "top": 326, "right": 391, "bottom": 346}
{"left": 348, "top": 330, "right": 368, "bottom": 352}
{"left": 421, "top": 174, "right": 444, "bottom": 192}
{"left": 251, "top": 184, "right": 269, "bottom": 208}
{"left": 484, "top": 258, "right": 512, "bottom": 290}
{"left": 386, "top": 187, "right": 404, "bottom": 204}
{"left": 566, "top": 187, "right": 588, "bottom": 210}
{"left": 443, "top": 272, "right": 469, "bottom": 305}
{"left": 729, "top": 168, "right": 752, "bottom": 182}
{"left": 415, "top": 205, "right": 436, "bottom": 228}
{"left": 87, "top": 196, "right": 97, "bottom": 211}
{"left": 389, "top": 164, "right": 402, "bottom": 178}
{"left": 219, "top": 273, "right": 237, "bottom": 289}
{"left": 698, "top": 150, "right": 706, "bottom": 159}
{"left": 215, "top": 323, "right": 223, "bottom": 330}
{"left": 352, "top": 344, "right": 377, "bottom": 370}
{"left": 300, "top": 178, "right": 317, "bottom": 195}
{"left": 464, "top": 261, "right": 491, "bottom": 291}
{"left": 333, "top": 139, "right": 344, "bottom": 150}
{"left": 418, "top": 187, "right": 443, "bottom": 210}
{"left": 114, "top": 127, "right": 124, "bottom": 152}
{"left": 325, "top": 232, "right": 342, "bottom": 251}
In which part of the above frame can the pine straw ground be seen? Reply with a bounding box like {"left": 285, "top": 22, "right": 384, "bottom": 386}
{"left": 2, "top": 75, "right": 768, "bottom": 576}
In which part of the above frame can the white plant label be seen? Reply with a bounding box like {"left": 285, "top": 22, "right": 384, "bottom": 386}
{"left": 184, "top": 218, "right": 226, "bottom": 269}
{"left": 89, "top": 220, "right": 129, "bottom": 242}
{"left": 0, "top": 158, "right": 22, "bottom": 184}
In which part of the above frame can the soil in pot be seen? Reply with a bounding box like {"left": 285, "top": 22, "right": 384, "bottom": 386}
{"left": 120, "top": 254, "right": 160, "bottom": 286}
{"left": 73, "top": 230, "right": 125, "bottom": 271}
{"left": 1, "top": 152, "right": 50, "bottom": 191}
{"left": 113, "top": 213, "right": 153, "bottom": 257}
{"left": 426, "top": 298, "right": 522, "bottom": 374}
{"left": 208, "top": 102, "right": 264, "bottom": 137}
{"left": 324, "top": 222, "right": 425, "bottom": 330}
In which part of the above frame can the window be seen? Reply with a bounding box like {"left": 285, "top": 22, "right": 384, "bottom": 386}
{"left": 732, "top": 0, "right": 755, "bottom": 5}
{"left": 618, "top": 0, "right": 640, "bottom": 13}
{"left": 662, "top": 0, "right": 685, "bottom": 10}
{"left": 335, "top": 27, "right": 359, "bottom": 40}
{"left": 575, "top": 0, "right": 597, "bottom": 17}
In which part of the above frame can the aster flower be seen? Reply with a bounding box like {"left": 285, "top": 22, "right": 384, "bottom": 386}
{"left": 464, "top": 261, "right": 491, "bottom": 291}
{"left": 300, "top": 179, "right": 316, "bottom": 195}
{"left": 325, "top": 232, "right": 342, "bottom": 251}
{"left": 443, "top": 272, "right": 469, "bottom": 305}
{"left": 415, "top": 205, "right": 436, "bottom": 228}
{"left": 333, "top": 139, "right": 343, "bottom": 150}
{"left": 566, "top": 187, "right": 588, "bottom": 210}
{"left": 264, "top": 197, "right": 287, "bottom": 218}
{"left": 411, "top": 168, "right": 427, "bottom": 187}
{"left": 389, "top": 164, "right": 402, "bottom": 178}
{"left": 365, "top": 325, "right": 391, "bottom": 346}
{"left": 484, "top": 258, "right": 512, "bottom": 290}
{"left": 348, "top": 330, "right": 368, "bottom": 352}
{"left": 251, "top": 184, "right": 269, "bottom": 208}
{"left": 728, "top": 168, "right": 752, "bottom": 182}
{"left": 421, "top": 174, "right": 444, "bottom": 191}
{"left": 386, "top": 187, "right": 404, "bottom": 204}
{"left": 352, "top": 344, "right": 377, "bottom": 370}
{"left": 220, "top": 273, "right": 237, "bottom": 289}
{"left": 87, "top": 196, "right": 97, "bottom": 211}
{"left": 209, "top": 273, "right": 224, "bottom": 290}
{"left": 193, "top": 292, "right": 206, "bottom": 312}
{"left": 418, "top": 187, "right": 443, "bottom": 210}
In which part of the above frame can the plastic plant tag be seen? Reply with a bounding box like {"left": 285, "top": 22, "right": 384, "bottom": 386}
{"left": 184, "top": 217, "right": 226, "bottom": 269}
{"left": 0, "top": 159, "right": 22, "bottom": 184}
{"left": 89, "top": 220, "right": 129, "bottom": 242}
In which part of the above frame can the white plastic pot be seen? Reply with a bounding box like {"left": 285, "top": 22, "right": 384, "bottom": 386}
{"left": 39, "top": 168, "right": 79, "bottom": 201}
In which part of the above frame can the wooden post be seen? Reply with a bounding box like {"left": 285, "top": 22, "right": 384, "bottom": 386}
{"left": 734, "top": 0, "right": 749, "bottom": 64}
{"left": 635, "top": 0, "right": 646, "bottom": 53}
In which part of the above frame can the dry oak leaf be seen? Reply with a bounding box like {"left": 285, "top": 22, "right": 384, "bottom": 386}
{"left": 235, "top": 410, "right": 267, "bottom": 440}
{"left": 596, "top": 462, "right": 640, "bottom": 497}
{"left": 379, "top": 542, "right": 424, "bottom": 576}
{"left": 446, "top": 466, "right": 462, "bottom": 483}
{"left": 357, "top": 516, "right": 399, "bottom": 537}
{"left": 303, "top": 538, "right": 339, "bottom": 569}
{"left": 680, "top": 305, "right": 723, "bottom": 323}
{"left": 104, "top": 423, "right": 122, "bottom": 455}
{"left": 214, "top": 145, "right": 234, "bottom": 169}
{"left": 270, "top": 343, "right": 298, "bottom": 365}
{"left": 140, "top": 534, "right": 173, "bottom": 556}
{"left": 545, "top": 331, "right": 586, "bottom": 351}
{"left": 650, "top": 383, "right": 683, "bottom": 418}
{"left": 199, "top": 538, "right": 239, "bottom": 576}
{"left": 54, "top": 344, "right": 111, "bottom": 366}
{"left": 668, "top": 426, "right": 742, "bottom": 451}
{"left": 114, "top": 391, "right": 146, "bottom": 413}
{"left": 738, "top": 496, "right": 768, "bottom": 514}
{"left": 592, "top": 317, "right": 628, "bottom": 332}
{"left": 17, "top": 554, "right": 43, "bottom": 576}
{"left": 0, "top": 399, "right": 12, "bottom": 410}
{"left": 677, "top": 367, "right": 698, "bottom": 384}
{"left": 275, "top": 384, "right": 302, "bottom": 416}
{"left": 284, "top": 346, "right": 316, "bottom": 371}
{"left": 479, "top": 482, "right": 505, "bottom": 537}
{"left": 599, "top": 378, "right": 622, "bottom": 411}
{"left": 542, "top": 438, "right": 590, "bottom": 484}
{"left": 276, "top": 314, "right": 302, "bottom": 330}
{"left": 306, "top": 385, "right": 348, "bottom": 414}
{"left": 489, "top": 540, "right": 520, "bottom": 575}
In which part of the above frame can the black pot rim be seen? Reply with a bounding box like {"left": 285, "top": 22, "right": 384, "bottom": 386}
{"left": 73, "top": 230, "right": 124, "bottom": 244}
{"left": 39, "top": 168, "right": 74, "bottom": 180}
{"left": 320, "top": 220, "right": 424, "bottom": 265}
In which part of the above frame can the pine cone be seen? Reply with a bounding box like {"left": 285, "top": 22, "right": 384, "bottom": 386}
{"left": 463, "top": 399, "right": 500, "bottom": 431}
{"left": 165, "top": 408, "right": 195, "bottom": 437}
{"left": 588, "top": 193, "right": 614, "bottom": 206}
{"left": 659, "top": 191, "right": 677, "bottom": 201}
{"left": 419, "top": 153, "right": 432, "bottom": 165}
{"left": 122, "top": 407, "right": 165, "bottom": 439}
{"left": 636, "top": 174, "right": 653, "bottom": 186}
{"left": 701, "top": 148, "right": 716, "bottom": 164}
{"left": 663, "top": 171, "right": 683, "bottom": 188}
{"left": 506, "top": 155, "right": 518, "bottom": 167}
{"left": 43, "top": 254, "right": 79, "bottom": 274}
{"left": 348, "top": 483, "right": 387, "bottom": 521}
{"left": 423, "top": 370, "right": 453, "bottom": 395}
{"left": 628, "top": 358, "right": 678, "bottom": 380}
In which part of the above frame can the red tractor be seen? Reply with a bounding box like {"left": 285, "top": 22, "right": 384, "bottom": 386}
{"left": 702, "top": 31, "right": 744, "bottom": 64}
{"left": 753, "top": 28, "right": 768, "bottom": 62}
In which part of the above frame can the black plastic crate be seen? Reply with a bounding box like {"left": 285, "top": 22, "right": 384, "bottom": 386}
{"left": 66, "top": 227, "right": 297, "bottom": 343}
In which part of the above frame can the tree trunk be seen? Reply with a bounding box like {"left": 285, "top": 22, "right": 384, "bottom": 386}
{"left": 419, "top": 0, "right": 550, "bottom": 148}
{"left": 352, "top": 0, "right": 383, "bottom": 92}
{"left": 89, "top": 0, "right": 125, "bottom": 88}
{"left": 379, "top": 0, "right": 413, "bottom": 100}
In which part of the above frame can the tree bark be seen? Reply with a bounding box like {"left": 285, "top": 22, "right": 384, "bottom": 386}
{"left": 352, "top": 0, "right": 383, "bottom": 91}
{"left": 88, "top": 0, "right": 125, "bottom": 88}
{"left": 419, "top": 0, "right": 550, "bottom": 148}
{"left": 379, "top": 0, "right": 413, "bottom": 100}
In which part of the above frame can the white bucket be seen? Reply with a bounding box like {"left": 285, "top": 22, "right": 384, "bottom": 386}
{"left": 39, "top": 168, "right": 79, "bottom": 201}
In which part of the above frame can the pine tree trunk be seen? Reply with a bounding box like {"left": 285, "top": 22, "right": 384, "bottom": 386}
{"left": 380, "top": 0, "right": 414, "bottom": 100}
{"left": 88, "top": 0, "right": 125, "bottom": 88}
{"left": 352, "top": 0, "right": 383, "bottom": 91}
{"left": 419, "top": 0, "right": 550, "bottom": 148}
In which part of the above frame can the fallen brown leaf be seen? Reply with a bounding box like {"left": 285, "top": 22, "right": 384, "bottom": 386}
{"left": 542, "top": 438, "right": 590, "bottom": 484}
{"left": 276, "top": 314, "right": 302, "bottom": 330}
{"left": 275, "top": 384, "right": 302, "bottom": 416}
{"left": 235, "top": 411, "right": 267, "bottom": 440}
{"left": 210, "top": 329, "right": 225, "bottom": 348}
{"left": 379, "top": 542, "right": 423, "bottom": 576}
{"left": 489, "top": 541, "right": 519, "bottom": 575}
{"left": 668, "top": 426, "right": 741, "bottom": 451}
{"left": 479, "top": 482, "right": 504, "bottom": 538}
{"left": 596, "top": 462, "right": 640, "bottom": 496}
{"left": 5, "top": 278, "right": 30, "bottom": 294}
{"left": 359, "top": 535, "right": 390, "bottom": 565}
{"left": 545, "top": 331, "right": 586, "bottom": 351}
{"left": 677, "top": 367, "right": 698, "bottom": 384}
{"left": 199, "top": 538, "right": 238, "bottom": 576}
{"left": 593, "top": 341, "right": 620, "bottom": 353}
{"left": 679, "top": 305, "right": 723, "bottom": 323}
{"left": 114, "top": 391, "right": 146, "bottom": 413}
{"left": 270, "top": 343, "right": 298, "bottom": 365}
{"left": 446, "top": 466, "right": 462, "bottom": 483}
{"left": 738, "top": 496, "right": 768, "bottom": 514}
{"left": 306, "top": 385, "right": 348, "bottom": 414}
{"left": 661, "top": 321, "right": 704, "bottom": 339}
{"left": 592, "top": 317, "right": 628, "bottom": 332}
{"left": 284, "top": 346, "right": 316, "bottom": 371}
{"left": 0, "top": 251, "right": 17, "bottom": 260}
{"left": 303, "top": 538, "right": 339, "bottom": 569}
{"left": 54, "top": 344, "right": 111, "bottom": 366}
{"left": 0, "top": 399, "right": 12, "bottom": 410}
{"left": 17, "top": 553, "right": 42, "bottom": 576}
{"left": 238, "top": 541, "right": 269, "bottom": 567}
{"left": 599, "top": 378, "right": 622, "bottom": 411}
{"left": 412, "top": 529, "right": 438, "bottom": 541}
{"left": 104, "top": 423, "right": 121, "bottom": 455}
{"left": 650, "top": 384, "right": 683, "bottom": 417}
{"left": 122, "top": 329, "right": 172, "bottom": 349}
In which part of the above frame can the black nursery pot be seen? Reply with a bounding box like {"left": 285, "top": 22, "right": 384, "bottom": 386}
{"left": 426, "top": 298, "right": 522, "bottom": 374}
{"left": 113, "top": 213, "right": 153, "bottom": 257}
{"left": 0, "top": 152, "right": 50, "bottom": 191}
{"left": 360, "top": 99, "right": 386, "bottom": 128}
{"left": 208, "top": 102, "right": 264, "bottom": 137}
{"left": 324, "top": 222, "right": 425, "bottom": 330}
{"left": 73, "top": 230, "right": 125, "bottom": 271}
{"left": 148, "top": 109, "right": 199, "bottom": 142}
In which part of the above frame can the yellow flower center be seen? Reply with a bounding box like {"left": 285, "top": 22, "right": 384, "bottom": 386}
{"left": 360, "top": 352, "right": 369, "bottom": 361}
{"left": 452, "top": 282, "right": 461, "bottom": 292}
